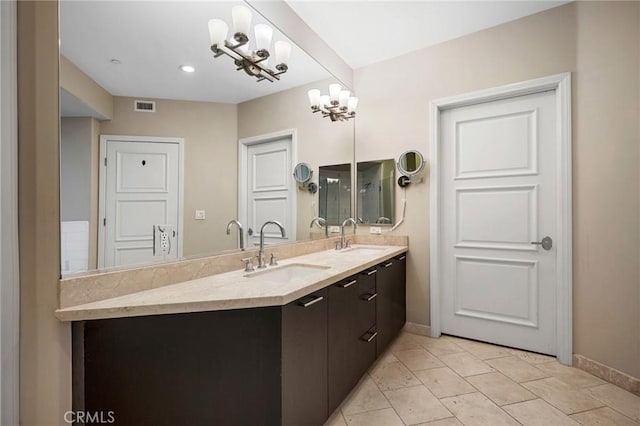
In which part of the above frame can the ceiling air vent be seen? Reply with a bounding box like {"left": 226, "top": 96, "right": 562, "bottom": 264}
{"left": 134, "top": 100, "right": 156, "bottom": 112}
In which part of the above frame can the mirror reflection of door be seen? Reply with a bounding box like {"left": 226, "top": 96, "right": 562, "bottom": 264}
{"left": 356, "top": 160, "right": 395, "bottom": 225}
{"left": 240, "top": 132, "right": 296, "bottom": 248}
{"left": 318, "top": 164, "right": 352, "bottom": 225}
{"left": 98, "top": 135, "right": 183, "bottom": 269}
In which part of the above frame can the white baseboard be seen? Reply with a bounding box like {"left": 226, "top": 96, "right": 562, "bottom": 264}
{"left": 403, "top": 322, "right": 431, "bottom": 337}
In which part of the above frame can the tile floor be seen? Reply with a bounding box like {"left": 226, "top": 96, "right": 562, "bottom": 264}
{"left": 324, "top": 332, "right": 640, "bottom": 426}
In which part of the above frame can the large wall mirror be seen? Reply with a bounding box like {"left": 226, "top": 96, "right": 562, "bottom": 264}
{"left": 59, "top": 1, "right": 354, "bottom": 276}
{"left": 356, "top": 160, "right": 395, "bottom": 225}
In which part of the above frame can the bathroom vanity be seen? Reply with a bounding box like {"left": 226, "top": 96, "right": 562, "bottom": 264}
{"left": 59, "top": 242, "right": 407, "bottom": 426}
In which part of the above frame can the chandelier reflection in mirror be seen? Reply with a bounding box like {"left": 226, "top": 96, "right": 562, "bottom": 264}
{"left": 208, "top": 5, "right": 291, "bottom": 82}
{"left": 307, "top": 84, "right": 359, "bottom": 122}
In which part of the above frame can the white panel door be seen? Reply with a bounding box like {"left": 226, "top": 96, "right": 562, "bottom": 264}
{"left": 102, "top": 138, "right": 181, "bottom": 268}
{"left": 246, "top": 138, "right": 294, "bottom": 247}
{"left": 441, "top": 90, "right": 557, "bottom": 355}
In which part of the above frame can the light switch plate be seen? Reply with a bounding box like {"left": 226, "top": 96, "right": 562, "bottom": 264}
{"left": 195, "top": 210, "right": 206, "bottom": 220}
{"left": 370, "top": 226, "right": 382, "bottom": 235}
{"left": 329, "top": 226, "right": 340, "bottom": 234}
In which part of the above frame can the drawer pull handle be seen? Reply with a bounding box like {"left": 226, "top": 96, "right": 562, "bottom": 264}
{"left": 300, "top": 296, "right": 324, "bottom": 308}
{"left": 383, "top": 262, "right": 393, "bottom": 268}
{"left": 362, "top": 293, "right": 377, "bottom": 302}
{"left": 362, "top": 331, "right": 378, "bottom": 343}
{"left": 363, "top": 269, "right": 377, "bottom": 276}
{"left": 340, "top": 279, "right": 357, "bottom": 288}
{"left": 398, "top": 255, "right": 406, "bottom": 261}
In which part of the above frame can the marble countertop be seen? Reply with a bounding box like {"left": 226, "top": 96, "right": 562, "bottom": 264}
{"left": 55, "top": 244, "right": 408, "bottom": 321}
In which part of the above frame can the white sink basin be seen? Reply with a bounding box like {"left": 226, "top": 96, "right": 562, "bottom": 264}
{"left": 338, "top": 246, "right": 386, "bottom": 256}
{"left": 244, "top": 263, "right": 330, "bottom": 281}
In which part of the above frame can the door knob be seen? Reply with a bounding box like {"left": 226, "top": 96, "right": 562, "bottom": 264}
{"left": 531, "top": 236, "right": 553, "bottom": 250}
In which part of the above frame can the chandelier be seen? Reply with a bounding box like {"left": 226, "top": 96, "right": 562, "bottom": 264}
{"left": 208, "top": 5, "right": 291, "bottom": 83}
{"left": 307, "top": 84, "right": 359, "bottom": 122}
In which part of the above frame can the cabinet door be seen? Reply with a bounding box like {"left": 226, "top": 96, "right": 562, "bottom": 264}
{"left": 392, "top": 254, "right": 407, "bottom": 335}
{"left": 328, "top": 275, "right": 360, "bottom": 414}
{"left": 376, "top": 255, "right": 408, "bottom": 356}
{"left": 282, "top": 288, "right": 328, "bottom": 426}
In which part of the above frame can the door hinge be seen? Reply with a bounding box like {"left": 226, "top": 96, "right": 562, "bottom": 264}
{"left": 103, "top": 218, "right": 106, "bottom": 226}
{"left": 104, "top": 157, "right": 107, "bottom": 166}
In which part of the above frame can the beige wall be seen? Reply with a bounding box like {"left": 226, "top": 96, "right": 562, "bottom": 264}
{"left": 354, "top": 1, "right": 640, "bottom": 378}
{"left": 99, "top": 96, "right": 239, "bottom": 257}
{"left": 238, "top": 79, "right": 354, "bottom": 241}
{"left": 60, "top": 55, "right": 113, "bottom": 120}
{"left": 18, "top": 2, "right": 72, "bottom": 425}
{"left": 60, "top": 117, "right": 99, "bottom": 269}
{"left": 60, "top": 118, "right": 93, "bottom": 221}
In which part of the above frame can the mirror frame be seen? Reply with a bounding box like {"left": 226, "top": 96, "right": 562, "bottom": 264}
{"left": 397, "top": 150, "right": 425, "bottom": 176}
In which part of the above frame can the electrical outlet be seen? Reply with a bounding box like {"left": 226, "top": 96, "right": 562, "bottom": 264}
{"left": 370, "top": 226, "right": 382, "bottom": 235}
{"left": 154, "top": 224, "right": 173, "bottom": 255}
{"left": 329, "top": 226, "right": 340, "bottom": 234}
{"left": 160, "top": 231, "right": 169, "bottom": 249}
{"left": 195, "top": 210, "right": 206, "bottom": 220}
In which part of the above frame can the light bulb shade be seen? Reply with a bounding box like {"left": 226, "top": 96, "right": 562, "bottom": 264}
{"left": 308, "top": 89, "right": 321, "bottom": 107}
{"left": 329, "top": 83, "right": 341, "bottom": 101}
{"left": 319, "top": 95, "right": 330, "bottom": 111}
{"left": 254, "top": 24, "right": 273, "bottom": 52}
{"left": 208, "top": 19, "right": 229, "bottom": 46}
{"left": 232, "top": 5, "right": 252, "bottom": 36}
{"left": 348, "top": 97, "right": 359, "bottom": 112}
{"left": 274, "top": 41, "right": 292, "bottom": 65}
{"left": 339, "top": 90, "right": 350, "bottom": 108}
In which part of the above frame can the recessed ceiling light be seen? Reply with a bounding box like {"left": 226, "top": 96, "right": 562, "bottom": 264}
{"left": 110, "top": 58, "right": 121, "bottom": 65}
{"left": 180, "top": 65, "right": 195, "bottom": 73}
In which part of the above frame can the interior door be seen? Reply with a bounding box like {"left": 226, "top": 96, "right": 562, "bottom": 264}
{"left": 101, "top": 137, "right": 181, "bottom": 268}
{"left": 245, "top": 137, "right": 295, "bottom": 247}
{"left": 440, "top": 90, "right": 557, "bottom": 355}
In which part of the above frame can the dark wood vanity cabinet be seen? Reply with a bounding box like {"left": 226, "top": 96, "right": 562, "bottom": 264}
{"left": 376, "top": 254, "right": 407, "bottom": 356}
{"left": 74, "top": 253, "right": 406, "bottom": 426}
{"left": 327, "top": 271, "right": 376, "bottom": 413}
{"left": 78, "top": 289, "right": 328, "bottom": 426}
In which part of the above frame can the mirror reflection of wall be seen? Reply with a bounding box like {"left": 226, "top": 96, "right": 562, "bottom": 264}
{"left": 318, "top": 164, "right": 352, "bottom": 225}
{"left": 357, "top": 160, "right": 395, "bottom": 225}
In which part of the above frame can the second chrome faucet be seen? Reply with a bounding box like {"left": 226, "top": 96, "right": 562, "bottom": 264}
{"left": 258, "top": 220, "right": 286, "bottom": 269}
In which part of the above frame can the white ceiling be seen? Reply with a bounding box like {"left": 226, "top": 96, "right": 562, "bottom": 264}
{"left": 60, "top": 0, "right": 570, "bottom": 113}
{"left": 285, "top": 0, "right": 570, "bottom": 69}
{"left": 59, "top": 0, "right": 331, "bottom": 106}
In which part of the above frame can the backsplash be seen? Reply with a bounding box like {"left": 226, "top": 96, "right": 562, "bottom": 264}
{"left": 59, "top": 234, "right": 408, "bottom": 309}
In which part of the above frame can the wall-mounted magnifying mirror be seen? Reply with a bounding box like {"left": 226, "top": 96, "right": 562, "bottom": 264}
{"left": 293, "top": 162, "right": 313, "bottom": 184}
{"left": 357, "top": 159, "right": 395, "bottom": 225}
{"left": 397, "top": 150, "right": 425, "bottom": 187}
{"left": 293, "top": 162, "right": 318, "bottom": 193}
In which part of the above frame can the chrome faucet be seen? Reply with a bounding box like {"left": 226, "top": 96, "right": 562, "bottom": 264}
{"left": 309, "top": 216, "right": 328, "bottom": 238}
{"left": 258, "top": 220, "right": 286, "bottom": 268}
{"left": 226, "top": 219, "right": 245, "bottom": 251}
{"left": 338, "top": 217, "right": 357, "bottom": 250}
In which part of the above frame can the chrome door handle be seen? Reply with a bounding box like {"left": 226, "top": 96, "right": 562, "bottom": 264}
{"left": 531, "top": 236, "right": 553, "bottom": 250}
{"left": 299, "top": 295, "right": 324, "bottom": 308}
